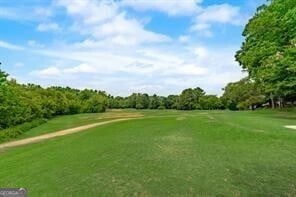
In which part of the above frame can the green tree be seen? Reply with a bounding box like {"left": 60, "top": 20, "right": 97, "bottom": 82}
{"left": 149, "top": 94, "right": 160, "bottom": 109}
{"left": 222, "top": 78, "right": 265, "bottom": 110}
{"left": 178, "top": 87, "right": 205, "bottom": 110}
{"left": 83, "top": 94, "right": 107, "bottom": 113}
{"left": 236, "top": 0, "right": 296, "bottom": 107}
{"left": 199, "top": 95, "right": 223, "bottom": 110}
{"left": 0, "top": 69, "right": 8, "bottom": 87}
{"left": 165, "top": 95, "right": 179, "bottom": 109}
{"left": 0, "top": 69, "right": 108, "bottom": 129}
{"left": 135, "top": 93, "right": 149, "bottom": 109}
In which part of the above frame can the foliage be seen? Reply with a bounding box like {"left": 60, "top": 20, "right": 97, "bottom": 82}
{"left": 178, "top": 87, "right": 205, "bottom": 110}
{"left": 236, "top": 0, "right": 296, "bottom": 102}
{"left": 0, "top": 119, "right": 46, "bottom": 143}
{"left": 199, "top": 95, "right": 224, "bottom": 110}
{"left": 165, "top": 95, "right": 179, "bottom": 109}
{"left": 107, "top": 87, "right": 225, "bottom": 111}
{"left": 0, "top": 70, "right": 8, "bottom": 87}
{"left": 149, "top": 94, "right": 161, "bottom": 109}
{"left": 222, "top": 78, "right": 265, "bottom": 110}
{"left": 0, "top": 70, "right": 108, "bottom": 129}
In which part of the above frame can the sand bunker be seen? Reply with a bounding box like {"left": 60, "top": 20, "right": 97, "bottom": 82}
{"left": 284, "top": 125, "right": 296, "bottom": 130}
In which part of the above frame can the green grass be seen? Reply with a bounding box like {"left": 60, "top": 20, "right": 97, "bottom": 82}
{"left": 0, "top": 110, "right": 296, "bottom": 196}
{"left": 18, "top": 110, "right": 142, "bottom": 139}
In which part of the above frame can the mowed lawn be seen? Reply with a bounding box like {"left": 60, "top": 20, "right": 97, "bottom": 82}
{"left": 0, "top": 110, "right": 296, "bottom": 196}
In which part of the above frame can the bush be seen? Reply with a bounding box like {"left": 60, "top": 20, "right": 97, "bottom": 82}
{"left": 135, "top": 103, "right": 144, "bottom": 109}
{"left": 158, "top": 106, "right": 166, "bottom": 110}
{"left": 0, "top": 119, "right": 47, "bottom": 143}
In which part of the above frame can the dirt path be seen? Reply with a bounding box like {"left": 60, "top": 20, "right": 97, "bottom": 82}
{"left": 0, "top": 118, "right": 140, "bottom": 150}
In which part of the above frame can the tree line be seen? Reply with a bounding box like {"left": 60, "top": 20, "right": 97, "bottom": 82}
{"left": 108, "top": 87, "right": 224, "bottom": 110}
{"left": 0, "top": 69, "right": 227, "bottom": 130}
{"left": 0, "top": 70, "right": 107, "bottom": 129}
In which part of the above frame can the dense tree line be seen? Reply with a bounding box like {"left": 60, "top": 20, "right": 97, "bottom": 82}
{"left": 0, "top": 70, "right": 107, "bottom": 129}
{"left": 108, "top": 87, "right": 224, "bottom": 110}
{"left": 1, "top": 68, "right": 226, "bottom": 132}
{"left": 0, "top": 69, "right": 227, "bottom": 136}
{"left": 235, "top": 0, "right": 296, "bottom": 108}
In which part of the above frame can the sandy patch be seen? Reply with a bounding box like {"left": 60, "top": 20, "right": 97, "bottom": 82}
{"left": 207, "top": 115, "right": 215, "bottom": 120}
{"left": 284, "top": 125, "right": 296, "bottom": 130}
{"left": 97, "top": 113, "right": 144, "bottom": 119}
{"left": 176, "top": 117, "right": 186, "bottom": 121}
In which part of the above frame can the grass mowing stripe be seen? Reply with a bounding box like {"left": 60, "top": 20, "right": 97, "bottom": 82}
{"left": 0, "top": 110, "right": 295, "bottom": 196}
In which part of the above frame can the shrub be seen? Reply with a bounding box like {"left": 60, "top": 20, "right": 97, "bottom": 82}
{"left": 0, "top": 119, "right": 47, "bottom": 143}
{"left": 158, "top": 106, "right": 166, "bottom": 110}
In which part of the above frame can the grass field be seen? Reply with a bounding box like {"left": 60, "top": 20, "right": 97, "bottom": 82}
{"left": 0, "top": 110, "right": 296, "bottom": 196}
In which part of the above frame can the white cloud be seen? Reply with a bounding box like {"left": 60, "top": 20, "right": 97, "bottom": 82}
{"left": 63, "top": 64, "right": 97, "bottom": 74}
{"left": 119, "top": 1, "right": 244, "bottom": 38}
{"left": 55, "top": 0, "right": 118, "bottom": 25}
{"left": 0, "top": 40, "right": 24, "bottom": 50}
{"left": 32, "top": 44, "right": 209, "bottom": 78}
{"left": 190, "top": 23, "right": 210, "bottom": 31}
{"left": 194, "top": 47, "right": 208, "bottom": 58}
{"left": 5, "top": 0, "right": 248, "bottom": 96}
{"left": 94, "top": 13, "right": 170, "bottom": 45}
{"left": 37, "top": 22, "right": 60, "bottom": 32}
{"left": 130, "top": 84, "right": 163, "bottom": 94}
{"left": 28, "top": 41, "right": 244, "bottom": 96}
{"left": 27, "top": 40, "right": 45, "bottom": 48}
{"left": 0, "top": 6, "right": 53, "bottom": 21}
{"left": 190, "top": 4, "right": 243, "bottom": 36}
{"left": 31, "top": 63, "right": 100, "bottom": 78}
{"left": 33, "top": 7, "right": 53, "bottom": 18}
{"left": 120, "top": 0, "right": 202, "bottom": 16}
{"left": 167, "top": 64, "right": 208, "bottom": 76}
{"left": 178, "top": 35, "right": 190, "bottom": 43}
{"left": 197, "top": 4, "right": 241, "bottom": 24}
{"left": 31, "top": 66, "right": 61, "bottom": 78}
{"left": 14, "top": 62, "right": 24, "bottom": 68}
{"left": 0, "top": 7, "right": 18, "bottom": 20}
{"left": 54, "top": 0, "right": 170, "bottom": 46}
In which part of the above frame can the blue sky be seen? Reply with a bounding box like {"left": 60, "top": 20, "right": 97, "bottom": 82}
{"left": 0, "top": 0, "right": 266, "bottom": 96}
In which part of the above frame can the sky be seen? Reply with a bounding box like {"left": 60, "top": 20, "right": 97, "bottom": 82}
{"left": 0, "top": 0, "right": 266, "bottom": 96}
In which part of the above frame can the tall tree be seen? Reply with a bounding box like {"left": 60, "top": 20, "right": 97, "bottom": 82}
{"left": 235, "top": 0, "right": 296, "bottom": 106}
{"left": 178, "top": 87, "right": 205, "bottom": 110}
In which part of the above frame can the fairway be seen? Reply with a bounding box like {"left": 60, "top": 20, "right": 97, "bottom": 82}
{"left": 0, "top": 110, "right": 296, "bottom": 196}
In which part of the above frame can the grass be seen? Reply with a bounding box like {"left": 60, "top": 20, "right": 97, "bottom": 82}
{"left": 17, "top": 110, "right": 143, "bottom": 139}
{"left": 0, "top": 110, "right": 296, "bottom": 196}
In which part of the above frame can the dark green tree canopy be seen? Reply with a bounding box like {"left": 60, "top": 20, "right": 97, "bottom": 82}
{"left": 236, "top": 0, "right": 296, "bottom": 98}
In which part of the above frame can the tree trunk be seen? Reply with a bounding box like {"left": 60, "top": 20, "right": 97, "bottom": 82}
{"left": 279, "top": 97, "right": 284, "bottom": 109}
{"left": 270, "top": 94, "right": 275, "bottom": 109}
